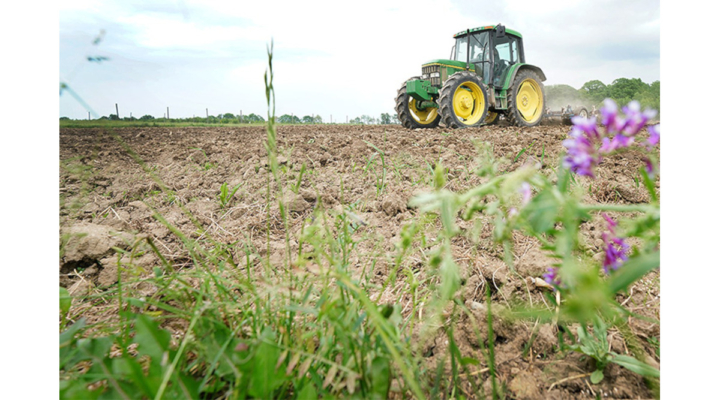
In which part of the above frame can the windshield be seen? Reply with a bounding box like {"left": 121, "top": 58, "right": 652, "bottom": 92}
{"left": 454, "top": 31, "right": 490, "bottom": 63}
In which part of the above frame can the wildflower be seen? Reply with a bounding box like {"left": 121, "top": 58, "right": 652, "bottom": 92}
{"left": 563, "top": 99, "right": 660, "bottom": 178}
{"left": 600, "top": 99, "right": 624, "bottom": 133}
{"left": 622, "top": 101, "right": 657, "bottom": 136}
{"left": 599, "top": 133, "right": 634, "bottom": 154}
{"left": 601, "top": 214, "right": 630, "bottom": 274}
{"left": 644, "top": 157, "right": 657, "bottom": 179}
{"left": 562, "top": 129, "right": 602, "bottom": 177}
{"left": 542, "top": 266, "right": 562, "bottom": 288}
{"left": 508, "top": 207, "right": 518, "bottom": 218}
{"left": 520, "top": 182, "right": 532, "bottom": 205}
{"left": 646, "top": 124, "right": 660, "bottom": 148}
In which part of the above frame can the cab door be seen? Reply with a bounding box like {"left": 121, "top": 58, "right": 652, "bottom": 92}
{"left": 492, "top": 34, "right": 520, "bottom": 88}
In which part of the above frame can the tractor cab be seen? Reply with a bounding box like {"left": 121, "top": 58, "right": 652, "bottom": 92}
{"left": 451, "top": 26, "right": 524, "bottom": 90}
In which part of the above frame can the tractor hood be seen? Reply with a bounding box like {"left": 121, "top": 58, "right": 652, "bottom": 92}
{"left": 422, "top": 59, "right": 475, "bottom": 72}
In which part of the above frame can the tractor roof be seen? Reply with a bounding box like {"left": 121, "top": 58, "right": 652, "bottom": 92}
{"left": 453, "top": 25, "right": 523, "bottom": 39}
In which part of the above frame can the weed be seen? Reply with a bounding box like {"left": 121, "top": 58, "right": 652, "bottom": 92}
{"left": 217, "top": 182, "right": 242, "bottom": 208}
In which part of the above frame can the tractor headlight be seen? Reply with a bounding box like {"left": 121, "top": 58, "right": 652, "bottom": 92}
{"left": 421, "top": 74, "right": 429, "bottom": 80}
{"left": 430, "top": 72, "right": 440, "bottom": 78}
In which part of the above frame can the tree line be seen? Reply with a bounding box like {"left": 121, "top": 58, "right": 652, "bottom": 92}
{"left": 61, "top": 112, "right": 402, "bottom": 125}
{"left": 60, "top": 78, "right": 660, "bottom": 123}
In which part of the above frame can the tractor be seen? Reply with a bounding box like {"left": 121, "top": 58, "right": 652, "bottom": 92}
{"left": 395, "top": 24, "right": 546, "bottom": 129}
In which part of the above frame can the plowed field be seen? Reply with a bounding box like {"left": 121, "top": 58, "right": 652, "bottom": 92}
{"left": 60, "top": 122, "right": 660, "bottom": 399}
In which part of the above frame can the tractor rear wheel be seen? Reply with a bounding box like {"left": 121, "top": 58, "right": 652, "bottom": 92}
{"left": 438, "top": 71, "right": 489, "bottom": 129}
{"left": 507, "top": 69, "right": 545, "bottom": 127}
{"left": 395, "top": 77, "right": 441, "bottom": 129}
{"left": 576, "top": 107, "right": 589, "bottom": 119}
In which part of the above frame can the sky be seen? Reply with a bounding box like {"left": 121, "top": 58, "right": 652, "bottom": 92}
{"left": 58, "top": 0, "right": 660, "bottom": 121}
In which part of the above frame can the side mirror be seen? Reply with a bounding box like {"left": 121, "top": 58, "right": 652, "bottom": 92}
{"left": 496, "top": 24, "right": 505, "bottom": 37}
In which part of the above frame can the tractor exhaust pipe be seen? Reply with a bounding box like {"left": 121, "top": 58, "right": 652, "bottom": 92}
{"left": 466, "top": 28, "right": 470, "bottom": 70}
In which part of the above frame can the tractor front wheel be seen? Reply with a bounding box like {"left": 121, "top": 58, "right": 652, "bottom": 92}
{"left": 507, "top": 69, "right": 545, "bottom": 127}
{"left": 395, "top": 77, "right": 441, "bottom": 129}
{"left": 438, "top": 71, "right": 489, "bottom": 129}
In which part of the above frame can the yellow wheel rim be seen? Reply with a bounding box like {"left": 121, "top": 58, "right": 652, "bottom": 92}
{"left": 452, "top": 81, "right": 485, "bottom": 125}
{"left": 408, "top": 99, "right": 438, "bottom": 125}
{"left": 516, "top": 79, "right": 543, "bottom": 123}
{"left": 485, "top": 111, "right": 499, "bottom": 124}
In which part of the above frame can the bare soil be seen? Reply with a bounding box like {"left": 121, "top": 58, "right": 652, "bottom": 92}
{"left": 60, "top": 122, "right": 660, "bottom": 399}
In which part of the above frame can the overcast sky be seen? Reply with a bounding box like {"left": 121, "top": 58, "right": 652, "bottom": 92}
{"left": 59, "top": 0, "right": 659, "bottom": 120}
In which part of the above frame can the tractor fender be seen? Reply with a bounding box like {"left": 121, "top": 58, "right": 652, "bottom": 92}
{"left": 503, "top": 63, "right": 546, "bottom": 89}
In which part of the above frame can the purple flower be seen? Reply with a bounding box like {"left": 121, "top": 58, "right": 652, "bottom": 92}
{"left": 563, "top": 99, "right": 660, "bottom": 179}
{"left": 644, "top": 157, "right": 657, "bottom": 179}
{"left": 646, "top": 124, "right": 660, "bottom": 148}
{"left": 602, "top": 213, "right": 618, "bottom": 233}
{"left": 602, "top": 236, "right": 630, "bottom": 273}
{"left": 600, "top": 214, "right": 630, "bottom": 274}
{"left": 520, "top": 182, "right": 532, "bottom": 205}
{"left": 599, "top": 134, "right": 634, "bottom": 154}
{"left": 571, "top": 115, "right": 599, "bottom": 139}
{"left": 621, "top": 101, "right": 657, "bottom": 136}
{"left": 543, "top": 266, "right": 562, "bottom": 288}
{"left": 562, "top": 131, "right": 602, "bottom": 178}
{"left": 601, "top": 99, "right": 625, "bottom": 133}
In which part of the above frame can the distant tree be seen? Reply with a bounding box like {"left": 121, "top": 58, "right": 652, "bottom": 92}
{"left": 139, "top": 115, "right": 155, "bottom": 121}
{"left": 302, "top": 115, "right": 314, "bottom": 124}
{"left": 245, "top": 113, "right": 265, "bottom": 123}
{"left": 109, "top": 114, "right": 120, "bottom": 121}
{"left": 391, "top": 113, "right": 399, "bottom": 124}
{"left": 222, "top": 113, "right": 236, "bottom": 120}
{"left": 313, "top": 115, "right": 323, "bottom": 124}
{"left": 278, "top": 114, "right": 293, "bottom": 124}
{"left": 380, "top": 113, "right": 391, "bottom": 124}
{"left": 608, "top": 78, "right": 648, "bottom": 106}
{"left": 580, "top": 80, "right": 608, "bottom": 104}
{"left": 99, "top": 116, "right": 109, "bottom": 120}
{"left": 60, "top": 116, "right": 70, "bottom": 120}
{"left": 349, "top": 117, "right": 362, "bottom": 124}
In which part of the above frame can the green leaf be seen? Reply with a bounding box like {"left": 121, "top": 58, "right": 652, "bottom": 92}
{"left": 77, "top": 336, "right": 114, "bottom": 360}
{"left": 133, "top": 314, "right": 171, "bottom": 362}
{"left": 248, "top": 337, "right": 281, "bottom": 398}
{"left": 521, "top": 189, "right": 559, "bottom": 233}
{"left": 439, "top": 255, "right": 460, "bottom": 301}
{"left": 439, "top": 193, "right": 458, "bottom": 236}
{"left": 611, "top": 354, "right": 660, "bottom": 378}
{"left": 60, "top": 318, "right": 86, "bottom": 348}
{"left": 590, "top": 369, "right": 604, "bottom": 384}
{"left": 460, "top": 357, "right": 480, "bottom": 366}
{"left": 608, "top": 251, "right": 660, "bottom": 294}
{"left": 370, "top": 356, "right": 391, "bottom": 399}
{"left": 60, "top": 287, "right": 72, "bottom": 315}
{"left": 296, "top": 382, "right": 318, "bottom": 400}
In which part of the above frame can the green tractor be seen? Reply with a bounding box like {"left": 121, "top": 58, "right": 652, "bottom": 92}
{"left": 395, "top": 24, "right": 546, "bottom": 129}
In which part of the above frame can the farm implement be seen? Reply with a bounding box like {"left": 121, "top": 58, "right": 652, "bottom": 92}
{"left": 543, "top": 104, "right": 590, "bottom": 125}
